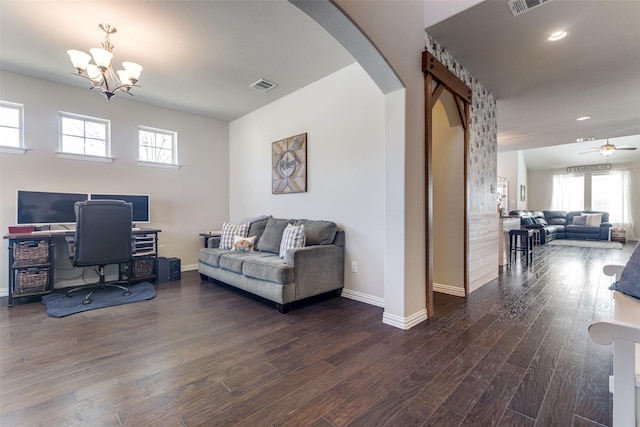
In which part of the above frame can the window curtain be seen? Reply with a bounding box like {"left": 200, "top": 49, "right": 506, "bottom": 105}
{"left": 551, "top": 173, "right": 584, "bottom": 211}
{"left": 593, "top": 169, "right": 635, "bottom": 240}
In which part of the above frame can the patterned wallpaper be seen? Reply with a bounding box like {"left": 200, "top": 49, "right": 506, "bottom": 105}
{"left": 425, "top": 33, "right": 498, "bottom": 214}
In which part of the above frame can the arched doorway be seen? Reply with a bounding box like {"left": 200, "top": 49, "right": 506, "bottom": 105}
{"left": 423, "top": 51, "right": 472, "bottom": 316}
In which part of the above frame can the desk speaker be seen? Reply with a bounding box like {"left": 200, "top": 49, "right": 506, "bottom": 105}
{"left": 157, "top": 257, "right": 181, "bottom": 282}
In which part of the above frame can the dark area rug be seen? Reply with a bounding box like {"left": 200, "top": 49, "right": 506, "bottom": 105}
{"left": 41, "top": 282, "right": 156, "bottom": 318}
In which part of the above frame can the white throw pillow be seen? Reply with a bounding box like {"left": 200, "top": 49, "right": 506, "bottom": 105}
{"left": 584, "top": 213, "right": 603, "bottom": 227}
{"left": 279, "top": 224, "right": 306, "bottom": 259}
{"left": 231, "top": 235, "right": 257, "bottom": 252}
{"left": 219, "top": 222, "right": 249, "bottom": 250}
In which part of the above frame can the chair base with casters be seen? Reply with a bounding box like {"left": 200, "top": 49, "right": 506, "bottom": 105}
{"left": 65, "top": 265, "right": 131, "bottom": 305}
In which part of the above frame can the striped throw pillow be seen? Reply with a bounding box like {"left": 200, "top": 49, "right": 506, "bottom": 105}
{"left": 279, "top": 224, "right": 306, "bottom": 259}
{"left": 219, "top": 222, "right": 249, "bottom": 250}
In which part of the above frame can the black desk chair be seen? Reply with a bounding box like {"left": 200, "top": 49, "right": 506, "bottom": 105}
{"left": 66, "top": 200, "right": 133, "bottom": 304}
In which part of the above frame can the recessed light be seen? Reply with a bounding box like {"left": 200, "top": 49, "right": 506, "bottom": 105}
{"left": 548, "top": 30, "right": 568, "bottom": 41}
{"left": 576, "top": 137, "right": 595, "bottom": 143}
{"left": 576, "top": 116, "right": 591, "bottom": 121}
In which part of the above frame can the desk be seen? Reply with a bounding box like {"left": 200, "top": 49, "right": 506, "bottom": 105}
{"left": 4, "top": 228, "right": 161, "bottom": 307}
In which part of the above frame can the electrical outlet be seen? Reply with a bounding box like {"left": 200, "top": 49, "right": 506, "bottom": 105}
{"left": 351, "top": 261, "right": 357, "bottom": 273}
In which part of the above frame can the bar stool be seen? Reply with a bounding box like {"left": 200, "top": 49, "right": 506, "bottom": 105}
{"left": 509, "top": 228, "right": 534, "bottom": 264}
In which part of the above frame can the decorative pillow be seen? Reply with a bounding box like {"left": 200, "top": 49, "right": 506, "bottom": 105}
{"left": 219, "top": 222, "right": 249, "bottom": 250}
{"left": 609, "top": 246, "right": 640, "bottom": 299}
{"left": 231, "top": 235, "right": 257, "bottom": 252}
{"left": 572, "top": 215, "right": 587, "bottom": 225}
{"left": 279, "top": 224, "right": 306, "bottom": 259}
{"left": 256, "top": 217, "right": 293, "bottom": 253}
{"left": 584, "top": 213, "right": 603, "bottom": 227}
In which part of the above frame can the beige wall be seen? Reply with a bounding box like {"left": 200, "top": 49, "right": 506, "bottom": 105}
{"left": 0, "top": 71, "right": 229, "bottom": 293}
{"left": 433, "top": 93, "right": 465, "bottom": 294}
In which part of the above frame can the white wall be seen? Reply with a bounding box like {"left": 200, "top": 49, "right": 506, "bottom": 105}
{"left": 497, "top": 151, "right": 520, "bottom": 213}
{"left": 229, "top": 63, "right": 386, "bottom": 302}
{"left": 517, "top": 151, "right": 528, "bottom": 210}
{"left": 0, "top": 71, "right": 229, "bottom": 293}
{"left": 335, "top": 0, "right": 428, "bottom": 325}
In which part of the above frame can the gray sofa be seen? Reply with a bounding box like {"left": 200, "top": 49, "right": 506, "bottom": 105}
{"left": 509, "top": 210, "right": 612, "bottom": 243}
{"left": 198, "top": 216, "right": 344, "bottom": 313}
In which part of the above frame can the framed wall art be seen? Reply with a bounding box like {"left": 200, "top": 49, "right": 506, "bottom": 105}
{"left": 520, "top": 184, "right": 526, "bottom": 202}
{"left": 272, "top": 133, "right": 307, "bottom": 194}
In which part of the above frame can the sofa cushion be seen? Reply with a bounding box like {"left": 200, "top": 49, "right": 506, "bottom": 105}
{"left": 293, "top": 219, "right": 338, "bottom": 245}
{"left": 280, "top": 224, "right": 306, "bottom": 258}
{"left": 243, "top": 255, "right": 294, "bottom": 284}
{"left": 220, "top": 222, "right": 249, "bottom": 250}
{"left": 535, "top": 217, "right": 549, "bottom": 226}
{"left": 247, "top": 216, "right": 270, "bottom": 242}
{"left": 220, "top": 251, "right": 269, "bottom": 274}
{"left": 544, "top": 210, "right": 567, "bottom": 225}
{"left": 572, "top": 215, "right": 587, "bottom": 225}
{"left": 199, "top": 248, "right": 228, "bottom": 268}
{"left": 256, "top": 217, "right": 293, "bottom": 253}
{"left": 565, "top": 224, "right": 601, "bottom": 234}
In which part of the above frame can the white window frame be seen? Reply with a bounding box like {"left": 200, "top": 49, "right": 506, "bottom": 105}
{"left": 57, "top": 112, "right": 113, "bottom": 163}
{"left": 0, "top": 101, "right": 26, "bottom": 154}
{"left": 137, "top": 125, "right": 180, "bottom": 169}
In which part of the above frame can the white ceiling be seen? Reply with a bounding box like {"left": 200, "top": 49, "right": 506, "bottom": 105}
{"left": 0, "top": 1, "right": 355, "bottom": 122}
{"left": 426, "top": 0, "right": 640, "bottom": 169}
{"left": 2, "top": 1, "right": 639, "bottom": 170}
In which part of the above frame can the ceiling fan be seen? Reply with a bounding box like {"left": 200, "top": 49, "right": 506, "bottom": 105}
{"left": 579, "top": 140, "right": 637, "bottom": 157}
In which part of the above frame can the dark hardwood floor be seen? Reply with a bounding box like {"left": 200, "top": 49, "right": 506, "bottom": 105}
{"left": 1, "top": 241, "right": 635, "bottom": 426}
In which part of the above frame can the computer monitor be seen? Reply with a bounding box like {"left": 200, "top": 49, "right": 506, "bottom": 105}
{"left": 90, "top": 193, "right": 150, "bottom": 223}
{"left": 17, "top": 190, "right": 89, "bottom": 225}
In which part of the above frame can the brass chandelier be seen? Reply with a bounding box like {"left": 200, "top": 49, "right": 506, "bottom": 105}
{"left": 67, "top": 24, "right": 143, "bottom": 101}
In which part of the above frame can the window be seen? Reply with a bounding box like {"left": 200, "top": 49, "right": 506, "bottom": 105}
{"left": 138, "top": 126, "right": 177, "bottom": 165}
{"left": 592, "top": 170, "right": 633, "bottom": 225}
{"left": 551, "top": 173, "right": 584, "bottom": 211}
{"left": 0, "top": 101, "right": 24, "bottom": 150}
{"left": 59, "top": 112, "right": 109, "bottom": 157}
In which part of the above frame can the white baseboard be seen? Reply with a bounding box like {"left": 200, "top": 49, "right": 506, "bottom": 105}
{"left": 382, "top": 308, "right": 428, "bottom": 330}
{"left": 182, "top": 263, "right": 197, "bottom": 271}
{"left": 340, "top": 288, "right": 385, "bottom": 308}
{"left": 433, "top": 282, "right": 466, "bottom": 297}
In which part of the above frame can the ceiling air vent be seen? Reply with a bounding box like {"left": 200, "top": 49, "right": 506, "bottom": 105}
{"left": 250, "top": 79, "right": 277, "bottom": 93}
{"left": 507, "top": 0, "right": 554, "bottom": 16}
